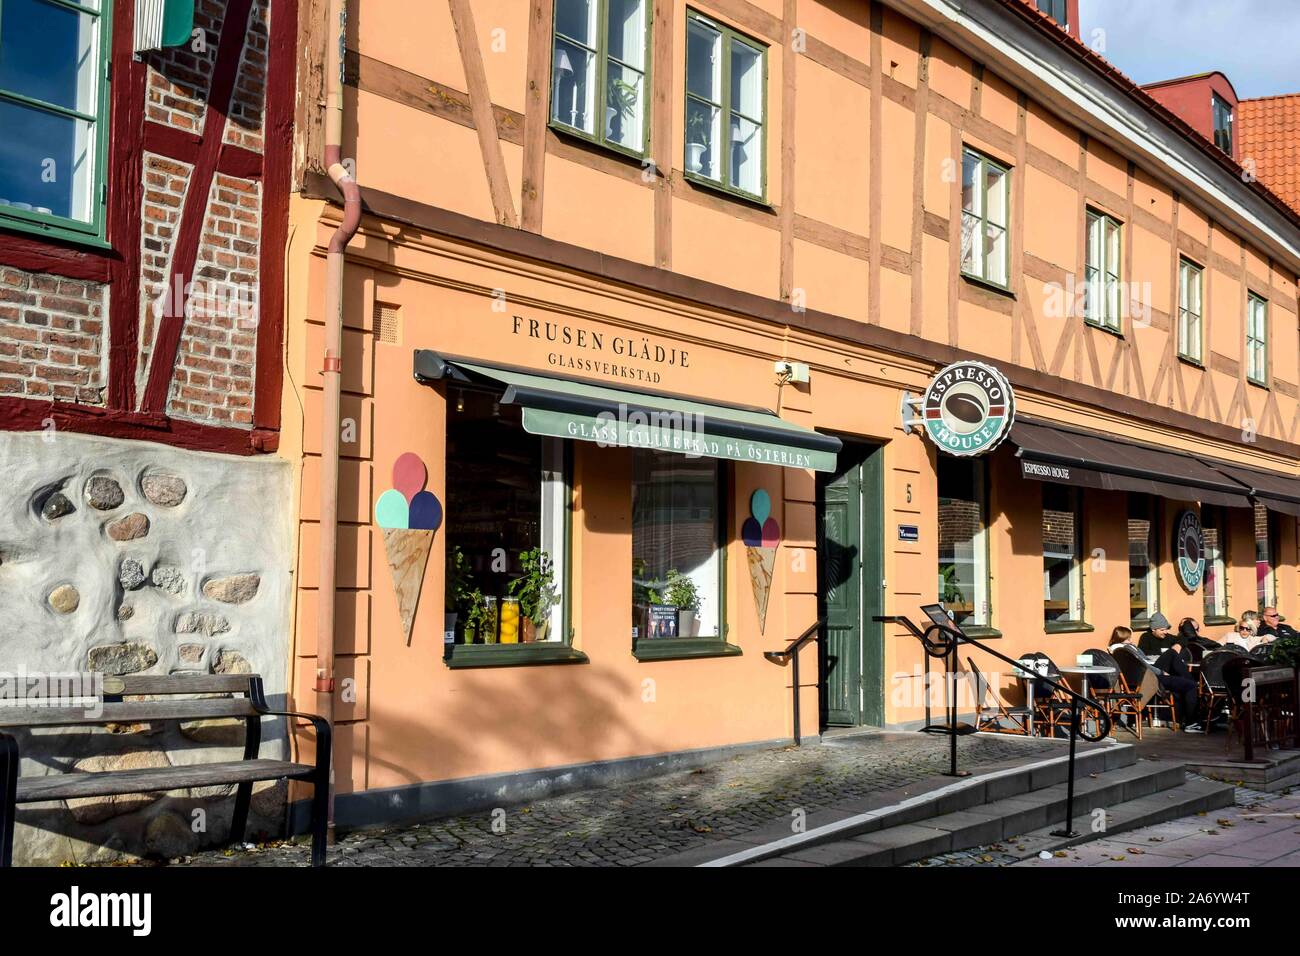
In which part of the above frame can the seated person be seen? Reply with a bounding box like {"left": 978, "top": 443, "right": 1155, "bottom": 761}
{"left": 1257, "top": 607, "right": 1298, "bottom": 642}
{"left": 1138, "top": 612, "right": 1178, "bottom": 656}
{"left": 1151, "top": 637, "right": 1203, "bottom": 733}
{"left": 1225, "top": 618, "right": 1259, "bottom": 650}
{"left": 1108, "top": 625, "right": 1133, "bottom": 652}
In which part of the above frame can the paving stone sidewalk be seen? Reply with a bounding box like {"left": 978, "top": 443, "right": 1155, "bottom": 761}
{"left": 166, "top": 732, "right": 1061, "bottom": 867}
{"left": 917, "top": 780, "right": 1300, "bottom": 868}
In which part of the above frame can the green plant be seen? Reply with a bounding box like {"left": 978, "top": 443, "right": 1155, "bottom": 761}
{"left": 686, "top": 109, "right": 712, "bottom": 146}
{"left": 508, "top": 548, "right": 558, "bottom": 624}
{"left": 1269, "top": 631, "right": 1299, "bottom": 668}
{"left": 662, "top": 568, "right": 700, "bottom": 611}
{"left": 448, "top": 546, "right": 475, "bottom": 610}
{"left": 608, "top": 77, "right": 639, "bottom": 119}
{"left": 463, "top": 588, "right": 490, "bottom": 639}
{"left": 938, "top": 564, "right": 965, "bottom": 605}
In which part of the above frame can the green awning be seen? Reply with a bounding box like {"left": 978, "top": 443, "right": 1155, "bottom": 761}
{"left": 414, "top": 351, "right": 841, "bottom": 472}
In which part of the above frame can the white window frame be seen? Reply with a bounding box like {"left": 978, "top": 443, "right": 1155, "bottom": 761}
{"left": 938, "top": 458, "right": 991, "bottom": 628}
{"left": 1043, "top": 486, "right": 1085, "bottom": 626}
{"left": 1178, "top": 258, "right": 1203, "bottom": 363}
{"left": 1085, "top": 209, "right": 1123, "bottom": 332}
{"left": 1247, "top": 293, "right": 1268, "bottom": 386}
{"left": 960, "top": 148, "right": 1011, "bottom": 288}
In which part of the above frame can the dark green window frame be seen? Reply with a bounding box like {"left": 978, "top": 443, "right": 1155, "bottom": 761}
{"left": 444, "top": 398, "right": 586, "bottom": 669}
{"left": 960, "top": 147, "right": 1011, "bottom": 290}
{"left": 1247, "top": 292, "right": 1268, "bottom": 387}
{"left": 1085, "top": 208, "right": 1123, "bottom": 332}
{"left": 0, "top": 0, "right": 112, "bottom": 246}
{"left": 683, "top": 9, "right": 767, "bottom": 203}
{"left": 1177, "top": 257, "right": 1203, "bottom": 363}
{"left": 632, "top": 455, "right": 739, "bottom": 662}
{"left": 548, "top": 0, "right": 652, "bottom": 162}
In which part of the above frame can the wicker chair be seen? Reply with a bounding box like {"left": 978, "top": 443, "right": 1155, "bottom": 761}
{"left": 968, "top": 657, "right": 1032, "bottom": 735}
{"left": 1085, "top": 647, "right": 1142, "bottom": 738}
{"left": 1021, "top": 651, "right": 1077, "bottom": 737}
{"left": 1198, "top": 649, "right": 1240, "bottom": 732}
{"left": 1111, "top": 644, "right": 1176, "bottom": 733}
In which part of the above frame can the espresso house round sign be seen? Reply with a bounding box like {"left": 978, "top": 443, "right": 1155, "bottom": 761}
{"left": 922, "top": 362, "right": 1015, "bottom": 457}
{"left": 1174, "top": 509, "right": 1205, "bottom": 592}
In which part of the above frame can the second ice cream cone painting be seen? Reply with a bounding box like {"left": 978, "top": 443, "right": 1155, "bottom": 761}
{"left": 741, "top": 489, "right": 780, "bottom": 634}
{"left": 375, "top": 452, "right": 442, "bottom": 644}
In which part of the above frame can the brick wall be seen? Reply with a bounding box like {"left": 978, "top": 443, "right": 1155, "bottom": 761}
{"left": 143, "top": 0, "right": 229, "bottom": 133}
{"left": 165, "top": 173, "right": 261, "bottom": 427}
{"left": 137, "top": 153, "right": 195, "bottom": 398}
{"left": 223, "top": 0, "right": 270, "bottom": 153}
{"left": 0, "top": 267, "right": 106, "bottom": 404}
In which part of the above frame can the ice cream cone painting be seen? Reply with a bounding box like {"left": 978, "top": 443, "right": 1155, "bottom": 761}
{"left": 741, "top": 489, "right": 780, "bottom": 634}
{"left": 375, "top": 452, "right": 443, "bottom": 644}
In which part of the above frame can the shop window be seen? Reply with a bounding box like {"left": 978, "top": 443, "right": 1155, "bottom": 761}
{"left": 551, "top": 0, "right": 650, "bottom": 157}
{"left": 1043, "top": 484, "right": 1084, "bottom": 627}
{"left": 684, "top": 10, "right": 766, "bottom": 201}
{"left": 1247, "top": 293, "right": 1268, "bottom": 386}
{"left": 1255, "top": 502, "right": 1275, "bottom": 610}
{"left": 1084, "top": 209, "right": 1122, "bottom": 332}
{"left": 1127, "top": 494, "right": 1158, "bottom": 626}
{"left": 631, "top": 450, "right": 722, "bottom": 642}
{"left": 937, "top": 457, "right": 989, "bottom": 628}
{"left": 444, "top": 387, "right": 569, "bottom": 651}
{"left": 1177, "top": 258, "right": 1203, "bottom": 363}
{"left": 1202, "top": 505, "right": 1229, "bottom": 622}
{"left": 0, "top": 0, "right": 111, "bottom": 243}
{"left": 960, "top": 148, "right": 1010, "bottom": 288}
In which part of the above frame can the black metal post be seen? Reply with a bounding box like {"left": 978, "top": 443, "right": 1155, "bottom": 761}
{"left": 1051, "top": 697, "right": 1081, "bottom": 838}
{"left": 948, "top": 645, "right": 958, "bottom": 776}
{"left": 792, "top": 643, "right": 802, "bottom": 746}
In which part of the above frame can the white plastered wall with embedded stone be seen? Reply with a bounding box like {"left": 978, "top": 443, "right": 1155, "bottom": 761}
{"left": 0, "top": 431, "right": 293, "bottom": 864}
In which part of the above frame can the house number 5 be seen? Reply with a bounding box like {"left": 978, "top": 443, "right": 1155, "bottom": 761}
{"left": 906, "top": 483, "right": 912, "bottom": 503}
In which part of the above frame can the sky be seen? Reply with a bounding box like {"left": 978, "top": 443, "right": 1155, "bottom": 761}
{"left": 1079, "top": 0, "right": 1300, "bottom": 99}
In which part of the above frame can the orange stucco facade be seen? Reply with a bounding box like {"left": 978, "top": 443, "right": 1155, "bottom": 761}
{"left": 278, "top": 0, "right": 1300, "bottom": 815}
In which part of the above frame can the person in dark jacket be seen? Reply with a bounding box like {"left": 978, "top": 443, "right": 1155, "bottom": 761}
{"left": 1138, "top": 612, "right": 1177, "bottom": 655}
{"left": 1257, "top": 608, "right": 1298, "bottom": 642}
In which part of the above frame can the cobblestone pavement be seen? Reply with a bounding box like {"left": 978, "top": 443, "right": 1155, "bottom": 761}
{"left": 167, "top": 732, "right": 1061, "bottom": 867}
{"left": 916, "top": 780, "right": 1300, "bottom": 868}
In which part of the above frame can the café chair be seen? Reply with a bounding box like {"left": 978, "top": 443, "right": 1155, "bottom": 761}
{"left": 1199, "top": 649, "right": 1241, "bottom": 733}
{"left": 967, "top": 657, "right": 1031, "bottom": 736}
{"left": 1084, "top": 648, "right": 1142, "bottom": 738}
{"left": 1022, "top": 651, "right": 1077, "bottom": 738}
{"left": 1111, "top": 644, "right": 1177, "bottom": 734}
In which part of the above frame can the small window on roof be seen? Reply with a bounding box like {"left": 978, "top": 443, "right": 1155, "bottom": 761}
{"left": 1035, "top": 0, "right": 1068, "bottom": 30}
{"left": 1212, "top": 93, "right": 1233, "bottom": 155}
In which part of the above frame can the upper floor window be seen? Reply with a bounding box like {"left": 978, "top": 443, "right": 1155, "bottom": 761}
{"left": 685, "top": 10, "right": 766, "bottom": 201}
{"left": 1212, "top": 93, "right": 1233, "bottom": 155}
{"left": 1036, "top": 0, "right": 1069, "bottom": 30}
{"left": 0, "top": 0, "right": 111, "bottom": 243}
{"left": 1085, "top": 209, "right": 1122, "bottom": 332}
{"left": 1246, "top": 293, "right": 1268, "bottom": 386}
{"left": 551, "top": 0, "right": 650, "bottom": 157}
{"left": 960, "top": 148, "right": 1010, "bottom": 288}
{"left": 1177, "top": 258, "right": 1203, "bottom": 363}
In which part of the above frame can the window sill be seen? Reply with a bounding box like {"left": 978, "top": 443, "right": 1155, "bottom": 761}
{"left": 1177, "top": 353, "right": 1204, "bottom": 369}
{"left": 547, "top": 121, "right": 650, "bottom": 168}
{"left": 0, "top": 215, "right": 110, "bottom": 250}
{"left": 443, "top": 643, "right": 589, "bottom": 669}
{"left": 632, "top": 637, "right": 743, "bottom": 662}
{"left": 1247, "top": 378, "right": 1270, "bottom": 390}
{"left": 960, "top": 272, "right": 1014, "bottom": 299}
{"left": 1204, "top": 615, "right": 1235, "bottom": 627}
{"left": 1045, "top": 621, "right": 1094, "bottom": 635}
{"left": 960, "top": 625, "right": 1002, "bottom": 639}
{"left": 681, "top": 171, "right": 772, "bottom": 212}
{"left": 1084, "top": 319, "right": 1124, "bottom": 338}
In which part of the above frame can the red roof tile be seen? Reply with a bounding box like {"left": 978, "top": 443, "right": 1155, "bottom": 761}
{"left": 1240, "top": 95, "right": 1300, "bottom": 216}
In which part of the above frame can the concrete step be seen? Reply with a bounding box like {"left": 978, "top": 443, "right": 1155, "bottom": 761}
{"left": 999, "top": 777, "right": 1238, "bottom": 859}
{"left": 749, "top": 759, "right": 1194, "bottom": 867}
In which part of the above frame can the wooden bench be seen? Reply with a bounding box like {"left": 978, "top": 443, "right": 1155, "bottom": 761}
{"left": 0, "top": 673, "right": 330, "bottom": 867}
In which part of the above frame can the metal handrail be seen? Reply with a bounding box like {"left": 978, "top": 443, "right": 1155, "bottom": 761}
{"left": 764, "top": 619, "right": 825, "bottom": 746}
{"left": 876, "top": 613, "right": 1111, "bottom": 839}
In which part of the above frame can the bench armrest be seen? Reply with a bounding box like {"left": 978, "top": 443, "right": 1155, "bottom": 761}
{"left": 250, "top": 708, "right": 332, "bottom": 778}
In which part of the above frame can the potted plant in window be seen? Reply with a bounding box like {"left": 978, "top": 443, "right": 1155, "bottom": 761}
{"left": 462, "top": 587, "right": 489, "bottom": 644}
{"left": 606, "top": 77, "right": 639, "bottom": 144}
{"left": 508, "top": 548, "right": 558, "bottom": 643}
{"left": 664, "top": 568, "right": 701, "bottom": 638}
{"left": 686, "top": 110, "right": 712, "bottom": 175}
{"left": 447, "top": 546, "right": 474, "bottom": 643}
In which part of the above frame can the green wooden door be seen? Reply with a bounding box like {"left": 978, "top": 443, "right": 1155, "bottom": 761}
{"left": 818, "top": 443, "right": 884, "bottom": 727}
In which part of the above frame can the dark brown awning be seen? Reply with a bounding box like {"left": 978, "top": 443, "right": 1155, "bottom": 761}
{"left": 1010, "top": 419, "right": 1252, "bottom": 508}
{"left": 1200, "top": 459, "right": 1300, "bottom": 517}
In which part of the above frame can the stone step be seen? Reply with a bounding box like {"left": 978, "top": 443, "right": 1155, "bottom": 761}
{"left": 999, "top": 777, "right": 1238, "bottom": 859}
{"left": 748, "top": 759, "right": 1191, "bottom": 867}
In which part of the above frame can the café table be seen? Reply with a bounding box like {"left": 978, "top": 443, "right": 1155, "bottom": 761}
{"left": 1058, "top": 664, "right": 1117, "bottom": 737}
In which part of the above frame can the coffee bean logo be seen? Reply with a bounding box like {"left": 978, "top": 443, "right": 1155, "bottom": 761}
{"left": 944, "top": 392, "right": 986, "bottom": 425}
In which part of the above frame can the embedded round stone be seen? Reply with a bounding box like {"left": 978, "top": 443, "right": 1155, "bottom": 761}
{"left": 202, "top": 573, "right": 261, "bottom": 604}
{"left": 214, "top": 649, "right": 252, "bottom": 674}
{"left": 48, "top": 584, "right": 80, "bottom": 614}
{"left": 85, "top": 476, "right": 125, "bottom": 511}
{"left": 142, "top": 474, "right": 187, "bottom": 507}
{"left": 178, "top": 643, "right": 205, "bottom": 665}
{"left": 151, "top": 566, "right": 186, "bottom": 595}
{"left": 41, "top": 491, "right": 75, "bottom": 521}
{"left": 175, "top": 611, "right": 230, "bottom": 636}
{"left": 119, "top": 558, "right": 146, "bottom": 591}
{"left": 107, "top": 512, "right": 150, "bottom": 541}
{"left": 117, "top": 604, "right": 135, "bottom": 621}
{"left": 87, "top": 641, "right": 158, "bottom": 675}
